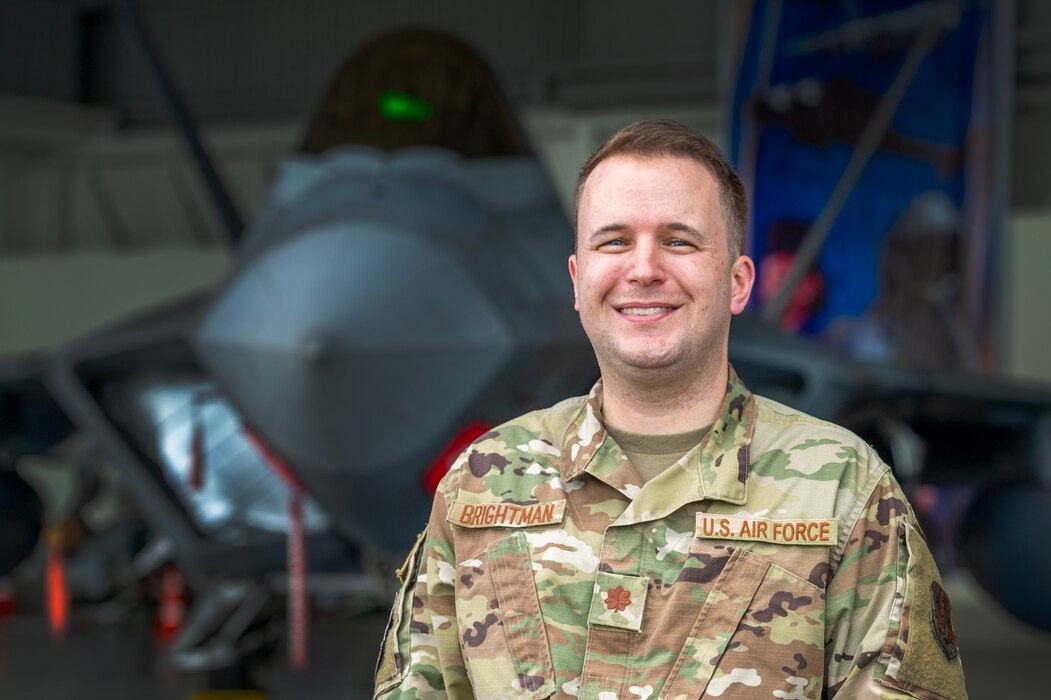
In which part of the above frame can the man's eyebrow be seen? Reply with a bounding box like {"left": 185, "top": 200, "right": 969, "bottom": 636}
{"left": 585, "top": 222, "right": 706, "bottom": 242}
{"left": 664, "top": 222, "right": 703, "bottom": 237}
{"left": 586, "top": 224, "right": 629, "bottom": 241}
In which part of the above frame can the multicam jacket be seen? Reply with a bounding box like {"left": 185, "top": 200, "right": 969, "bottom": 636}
{"left": 375, "top": 369, "right": 967, "bottom": 699}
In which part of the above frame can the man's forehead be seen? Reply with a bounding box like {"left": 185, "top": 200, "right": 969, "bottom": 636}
{"left": 589, "top": 153, "right": 711, "bottom": 180}
{"left": 577, "top": 155, "right": 720, "bottom": 226}
{"left": 581, "top": 154, "right": 715, "bottom": 201}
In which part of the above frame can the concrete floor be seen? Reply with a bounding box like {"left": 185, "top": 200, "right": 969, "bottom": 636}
{"left": 0, "top": 611, "right": 387, "bottom": 700}
{"left": 0, "top": 574, "right": 1046, "bottom": 699}
{"left": 943, "top": 574, "right": 1051, "bottom": 699}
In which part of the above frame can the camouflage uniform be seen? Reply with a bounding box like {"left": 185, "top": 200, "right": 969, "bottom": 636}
{"left": 375, "top": 368, "right": 967, "bottom": 699}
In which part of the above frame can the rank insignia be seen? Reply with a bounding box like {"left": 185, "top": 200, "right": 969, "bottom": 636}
{"left": 587, "top": 572, "right": 648, "bottom": 632}
{"left": 604, "top": 585, "right": 631, "bottom": 612}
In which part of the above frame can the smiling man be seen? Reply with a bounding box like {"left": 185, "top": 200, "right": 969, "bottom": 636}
{"left": 569, "top": 142, "right": 752, "bottom": 440}
{"left": 375, "top": 120, "right": 967, "bottom": 699}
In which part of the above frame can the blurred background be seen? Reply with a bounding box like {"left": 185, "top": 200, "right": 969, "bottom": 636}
{"left": 0, "top": 0, "right": 1049, "bottom": 698}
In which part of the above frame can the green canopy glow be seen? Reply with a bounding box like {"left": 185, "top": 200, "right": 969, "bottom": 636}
{"left": 378, "top": 90, "right": 434, "bottom": 122}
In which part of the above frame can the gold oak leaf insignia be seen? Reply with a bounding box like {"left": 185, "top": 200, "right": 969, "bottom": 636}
{"left": 605, "top": 585, "right": 631, "bottom": 612}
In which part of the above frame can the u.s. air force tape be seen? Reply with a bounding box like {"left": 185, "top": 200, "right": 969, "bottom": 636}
{"left": 695, "top": 514, "right": 837, "bottom": 546}
{"left": 449, "top": 500, "right": 566, "bottom": 528}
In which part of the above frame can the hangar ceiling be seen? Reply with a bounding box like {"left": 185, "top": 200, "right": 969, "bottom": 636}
{"left": 0, "top": 0, "right": 1048, "bottom": 252}
{"left": 2, "top": 0, "right": 722, "bottom": 121}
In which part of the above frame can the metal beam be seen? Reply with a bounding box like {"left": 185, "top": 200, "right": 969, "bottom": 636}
{"left": 114, "top": 0, "right": 244, "bottom": 245}
{"left": 761, "top": 18, "right": 946, "bottom": 325}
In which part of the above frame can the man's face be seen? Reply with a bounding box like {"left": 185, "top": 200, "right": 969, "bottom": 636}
{"left": 569, "top": 155, "right": 754, "bottom": 379}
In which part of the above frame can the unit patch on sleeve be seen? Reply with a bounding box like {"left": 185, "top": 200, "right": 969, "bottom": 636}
{"left": 448, "top": 499, "right": 566, "bottom": 528}
{"left": 695, "top": 514, "right": 837, "bottom": 546}
{"left": 930, "top": 580, "right": 959, "bottom": 660}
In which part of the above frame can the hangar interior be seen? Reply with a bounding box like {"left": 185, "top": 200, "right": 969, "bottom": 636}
{"left": 0, "top": 1, "right": 1050, "bottom": 698}
{"left": 3, "top": 1, "right": 1047, "bottom": 378}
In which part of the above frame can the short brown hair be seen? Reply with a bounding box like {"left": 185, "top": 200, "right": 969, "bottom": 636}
{"left": 574, "top": 119, "right": 747, "bottom": 259}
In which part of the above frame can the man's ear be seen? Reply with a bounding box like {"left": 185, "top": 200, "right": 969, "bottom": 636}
{"left": 568, "top": 254, "right": 579, "bottom": 311}
{"left": 729, "top": 255, "right": 756, "bottom": 315}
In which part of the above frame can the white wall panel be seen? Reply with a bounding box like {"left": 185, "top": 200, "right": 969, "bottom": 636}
{"left": 0, "top": 249, "right": 229, "bottom": 355}
{"left": 1004, "top": 212, "right": 1051, "bottom": 383}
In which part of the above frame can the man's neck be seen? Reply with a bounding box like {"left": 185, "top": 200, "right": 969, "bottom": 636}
{"left": 599, "top": 361, "right": 729, "bottom": 436}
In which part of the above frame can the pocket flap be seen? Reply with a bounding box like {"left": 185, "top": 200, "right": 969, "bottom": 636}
{"left": 660, "top": 548, "right": 769, "bottom": 699}
{"left": 486, "top": 533, "right": 557, "bottom": 699}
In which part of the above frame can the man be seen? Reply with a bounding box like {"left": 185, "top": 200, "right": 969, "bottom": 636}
{"left": 375, "top": 120, "right": 967, "bottom": 699}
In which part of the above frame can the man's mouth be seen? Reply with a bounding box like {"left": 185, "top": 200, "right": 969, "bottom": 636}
{"left": 615, "top": 305, "right": 678, "bottom": 316}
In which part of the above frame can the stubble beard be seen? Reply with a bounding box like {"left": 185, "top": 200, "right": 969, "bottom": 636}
{"left": 588, "top": 323, "right": 726, "bottom": 397}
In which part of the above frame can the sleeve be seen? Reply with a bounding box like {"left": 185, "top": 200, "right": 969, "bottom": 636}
{"left": 374, "top": 469, "right": 472, "bottom": 699}
{"left": 824, "top": 468, "right": 968, "bottom": 700}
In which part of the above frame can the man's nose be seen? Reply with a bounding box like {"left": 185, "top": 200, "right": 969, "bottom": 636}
{"left": 627, "top": 240, "right": 664, "bottom": 285}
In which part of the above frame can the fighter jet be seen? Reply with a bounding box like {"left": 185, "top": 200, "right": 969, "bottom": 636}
{"left": 1, "top": 21, "right": 595, "bottom": 683}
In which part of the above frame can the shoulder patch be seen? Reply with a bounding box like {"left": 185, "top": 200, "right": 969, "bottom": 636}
{"left": 930, "top": 581, "right": 959, "bottom": 660}
{"left": 878, "top": 522, "right": 968, "bottom": 699}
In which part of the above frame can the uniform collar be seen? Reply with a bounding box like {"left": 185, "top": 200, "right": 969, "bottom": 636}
{"left": 560, "top": 366, "right": 757, "bottom": 512}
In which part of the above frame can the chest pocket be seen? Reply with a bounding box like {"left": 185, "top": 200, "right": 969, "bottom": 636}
{"left": 660, "top": 543, "right": 827, "bottom": 700}
{"left": 455, "top": 531, "right": 557, "bottom": 699}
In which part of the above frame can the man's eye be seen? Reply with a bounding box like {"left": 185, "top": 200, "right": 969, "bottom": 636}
{"left": 667, "top": 239, "right": 692, "bottom": 248}
{"left": 600, "top": 239, "right": 627, "bottom": 248}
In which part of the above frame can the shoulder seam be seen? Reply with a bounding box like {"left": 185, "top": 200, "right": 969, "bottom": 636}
{"left": 755, "top": 395, "right": 860, "bottom": 435}
{"left": 831, "top": 460, "right": 891, "bottom": 574}
{"left": 439, "top": 460, "right": 466, "bottom": 509}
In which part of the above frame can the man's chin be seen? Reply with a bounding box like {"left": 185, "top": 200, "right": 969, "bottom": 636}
{"left": 589, "top": 335, "right": 688, "bottom": 374}
{"left": 612, "top": 349, "right": 681, "bottom": 372}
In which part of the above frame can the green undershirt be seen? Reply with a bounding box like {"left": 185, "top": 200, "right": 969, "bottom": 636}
{"left": 604, "top": 423, "right": 712, "bottom": 484}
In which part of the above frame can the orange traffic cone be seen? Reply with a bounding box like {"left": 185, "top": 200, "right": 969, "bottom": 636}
{"left": 45, "top": 528, "right": 69, "bottom": 640}
{"left": 154, "top": 565, "right": 187, "bottom": 644}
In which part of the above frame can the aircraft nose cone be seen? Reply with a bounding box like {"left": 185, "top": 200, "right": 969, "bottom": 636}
{"left": 298, "top": 331, "right": 335, "bottom": 366}
{"left": 195, "top": 216, "right": 511, "bottom": 475}
{"left": 192, "top": 150, "right": 590, "bottom": 557}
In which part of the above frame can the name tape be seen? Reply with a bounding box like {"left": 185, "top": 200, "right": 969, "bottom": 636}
{"left": 695, "top": 514, "right": 837, "bottom": 546}
{"left": 449, "top": 500, "right": 566, "bottom": 529}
